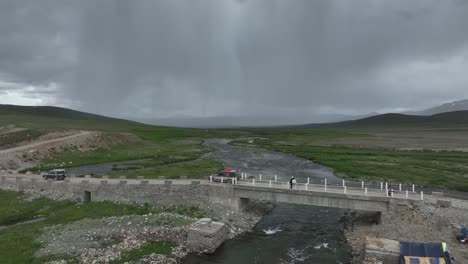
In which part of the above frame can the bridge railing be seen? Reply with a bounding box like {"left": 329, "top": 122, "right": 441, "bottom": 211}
{"left": 237, "top": 172, "right": 423, "bottom": 200}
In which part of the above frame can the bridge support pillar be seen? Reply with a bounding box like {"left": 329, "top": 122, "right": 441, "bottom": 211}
{"left": 233, "top": 197, "right": 250, "bottom": 212}
{"left": 377, "top": 211, "right": 386, "bottom": 225}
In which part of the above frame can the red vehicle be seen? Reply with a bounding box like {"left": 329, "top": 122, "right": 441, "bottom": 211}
{"left": 208, "top": 168, "right": 240, "bottom": 183}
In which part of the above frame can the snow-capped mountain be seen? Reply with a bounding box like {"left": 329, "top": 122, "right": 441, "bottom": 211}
{"left": 409, "top": 99, "right": 468, "bottom": 116}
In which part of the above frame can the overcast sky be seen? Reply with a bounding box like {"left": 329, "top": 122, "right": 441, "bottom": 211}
{"left": 1, "top": 0, "right": 468, "bottom": 122}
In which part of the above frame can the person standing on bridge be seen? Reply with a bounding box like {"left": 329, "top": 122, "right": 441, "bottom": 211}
{"left": 289, "top": 176, "right": 296, "bottom": 189}
{"left": 388, "top": 185, "right": 394, "bottom": 197}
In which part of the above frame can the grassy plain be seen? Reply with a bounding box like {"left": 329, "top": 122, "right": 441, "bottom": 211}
{"left": 0, "top": 190, "right": 202, "bottom": 264}
{"left": 108, "top": 158, "right": 223, "bottom": 179}
{"left": 236, "top": 127, "right": 468, "bottom": 192}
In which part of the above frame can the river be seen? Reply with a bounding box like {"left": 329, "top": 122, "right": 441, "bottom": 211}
{"left": 183, "top": 139, "right": 351, "bottom": 264}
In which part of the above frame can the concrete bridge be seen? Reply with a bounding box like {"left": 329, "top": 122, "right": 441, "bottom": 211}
{"left": 0, "top": 173, "right": 424, "bottom": 213}
{"left": 232, "top": 181, "right": 421, "bottom": 212}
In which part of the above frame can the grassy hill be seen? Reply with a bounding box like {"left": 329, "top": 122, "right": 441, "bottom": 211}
{"left": 301, "top": 110, "right": 468, "bottom": 129}
{"left": 0, "top": 104, "right": 248, "bottom": 179}
{"left": 0, "top": 104, "right": 142, "bottom": 131}
{"left": 0, "top": 104, "right": 132, "bottom": 121}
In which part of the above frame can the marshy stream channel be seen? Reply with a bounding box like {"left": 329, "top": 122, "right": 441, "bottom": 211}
{"left": 184, "top": 139, "right": 351, "bottom": 264}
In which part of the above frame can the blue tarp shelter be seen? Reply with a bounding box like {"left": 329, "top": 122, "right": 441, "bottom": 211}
{"left": 400, "top": 242, "right": 453, "bottom": 264}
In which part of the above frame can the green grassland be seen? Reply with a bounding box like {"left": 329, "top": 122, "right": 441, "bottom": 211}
{"left": 0, "top": 190, "right": 203, "bottom": 264}
{"left": 241, "top": 134, "right": 468, "bottom": 192}
{"left": 3, "top": 104, "right": 468, "bottom": 192}
{"left": 108, "top": 158, "right": 224, "bottom": 179}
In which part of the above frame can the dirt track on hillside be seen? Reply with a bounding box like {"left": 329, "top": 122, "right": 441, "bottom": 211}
{"left": 0, "top": 131, "right": 91, "bottom": 155}
{"left": 0, "top": 130, "right": 99, "bottom": 171}
{"left": 0, "top": 130, "right": 142, "bottom": 171}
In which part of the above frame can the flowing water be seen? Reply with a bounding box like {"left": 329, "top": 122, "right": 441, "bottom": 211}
{"left": 183, "top": 139, "right": 351, "bottom": 264}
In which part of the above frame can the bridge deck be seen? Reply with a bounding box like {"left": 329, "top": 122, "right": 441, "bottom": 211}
{"left": 233, "top": 179, "right": 422, "bottom": 201}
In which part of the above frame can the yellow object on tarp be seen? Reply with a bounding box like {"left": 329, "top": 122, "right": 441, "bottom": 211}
{"left": 403, "top": 256, "right": 446, "bottom": 264}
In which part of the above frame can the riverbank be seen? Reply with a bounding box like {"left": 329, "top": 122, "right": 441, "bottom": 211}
{"left": 343, "top": 196, "right": 468, "bottom": 263}
{"left": 0, "top": 184, "right": 274, "bottom": 264}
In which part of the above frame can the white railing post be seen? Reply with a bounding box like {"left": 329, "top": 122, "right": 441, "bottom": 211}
{"left": 385, "top": 188, "right": 388, "bottom": 197}
{"left": 259, "top": 174, "right": 262, "bottom": 181}
{"left": 412, "top": 184, "right": 415, "bottom": 193}
{"left": 275, "top": 175, "right": 277, "bottom": 182}
{"left": 365, "top": 187, "right": 368, "bottom": 196}
{"left": 380, "top": 182, "right": 383, "bottom": 190}
{"left": 232, "top": 178, "right": 235, "bottom": 184}
{"left": 324, "top": 178, "right": 327, "bottom": 192}
{"left": 210, "top": 176, "right": 213, "bottom": 182}
{"left": 421, "top": 191, "right": 424, "bottom": 200}
{"left": 385, "top": 182, "right": 388, "bottom": 190}
{"left": 307, "top": 177, "right": 310, "bottom": 184}
{"left": 399, "top": 183, "right": 402, "bottom": 192}
{"left": 361, "top": 181, "right": 364, "bottom": 189}
{"left": 342, "top": 179, "right": 345, "bottom": 187}
{"left": 405, "top": 190, "right": 408, "bottom": 199}
{"left": 252, "top": 178, "right": 255, "bottom": 185}
{"left": 269, "top": 180, "right": 272, "bottom": 188}
{"left": 344, "top": 186, "right": 347, "bottom": 194}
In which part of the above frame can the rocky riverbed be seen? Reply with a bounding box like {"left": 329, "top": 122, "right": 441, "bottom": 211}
{"left": 183, "top": 139, "right": 351, "bottom": 264}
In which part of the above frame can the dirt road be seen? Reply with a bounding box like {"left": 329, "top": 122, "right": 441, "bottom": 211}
{"left": 0, "top": 131, "right": 91, "bottom": 155}
{"left": 0, "top": 130, "right": 98, "bottom": 171}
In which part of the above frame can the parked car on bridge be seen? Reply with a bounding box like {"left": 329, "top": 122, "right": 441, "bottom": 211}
{"left": 42, "top": 169, "right": 67, "bottom": 181}
{"left": 209, "top": 167, "right": 240, "bottom": 183}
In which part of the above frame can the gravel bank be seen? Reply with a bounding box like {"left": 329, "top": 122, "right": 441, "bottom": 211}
{"left": 343, "top": 196, "right": 468, "bottom": 263}
{"left": 1, "top": 181, "right": 272, "bottom": 264}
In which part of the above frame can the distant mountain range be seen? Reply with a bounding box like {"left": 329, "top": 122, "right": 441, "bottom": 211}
{"left": 313, "top": 110, "right": 468, "bottom": 128}
{"left": 2, "top": 99, "right": 468, "bottom": 129}
{"left": 137, "top": 99, "right": 468, "bottom": 128}
{"left": 296, "top": 99, "right": 468, "bottom": 128}
{"left": 136, "top": 113, "right": 374, "bottom": 128}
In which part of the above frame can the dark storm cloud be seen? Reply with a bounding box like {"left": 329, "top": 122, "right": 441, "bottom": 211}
{"left": 1, "top": 0, "right": 468, "bottom": 120}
